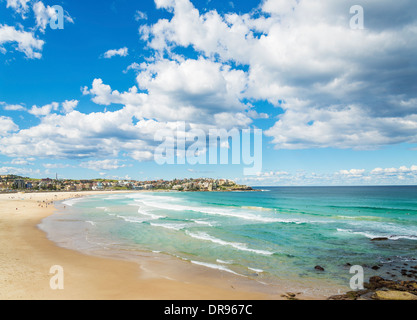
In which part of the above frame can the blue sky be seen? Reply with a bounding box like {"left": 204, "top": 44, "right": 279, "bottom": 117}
{"left": 1, "top": 0, "right": 417, "bottom": 186}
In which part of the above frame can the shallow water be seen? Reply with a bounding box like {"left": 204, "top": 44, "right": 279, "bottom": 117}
{"left": 40, "top": 186, "right": 417, "bottom": 292}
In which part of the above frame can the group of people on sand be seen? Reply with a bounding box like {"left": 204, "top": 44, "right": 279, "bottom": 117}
{"left": 11, "top": 192, "right": 83, "bottom": 211}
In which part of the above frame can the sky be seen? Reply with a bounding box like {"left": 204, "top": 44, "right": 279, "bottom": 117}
{"left": 0, "top": 0, "right": 417, "bottom": 186}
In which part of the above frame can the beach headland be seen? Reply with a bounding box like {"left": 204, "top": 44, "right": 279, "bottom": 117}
{"left": 0, "top": 190, "right": 307, "bottom": 300}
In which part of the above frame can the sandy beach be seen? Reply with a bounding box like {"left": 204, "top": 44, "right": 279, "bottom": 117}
{"left": 0, "top": 191, "right": 296, "bottom": 300}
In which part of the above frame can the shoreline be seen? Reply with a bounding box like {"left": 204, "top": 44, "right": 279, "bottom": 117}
{"left": 0, "top": 191, "right": 334, "bottom": 300}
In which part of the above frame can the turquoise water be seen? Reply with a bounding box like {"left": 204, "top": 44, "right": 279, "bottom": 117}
{"left": 41, "top": 186, "right": 417, "bottom": 289}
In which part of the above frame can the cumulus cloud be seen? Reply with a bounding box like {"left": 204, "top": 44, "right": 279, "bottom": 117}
{"left": 42, "top": 163, "right": 71, "bottom": 169}
{"left": 2, "top": 0, "right": 417, "bottom": 174}
{"left": 1, "top": 102, "right": 26, "bottom": 111}
{"left": 239, "top": 165, "right": 417, "bottom": 186}
{"left": 139, "top": 0, "right": 417, "bottom": 150}
{"left": 80, "top": 159, "right": 126, "bottom": 171}
{"left": 28, "top": 102, "right": 59, "bottom": 117}
{"left": 338, "top": 169, "right": 366, "bottom": 178}
{"left": 62, "top": 100, "right": 79, "bottom": 114}
{"left": 32, "top": 1, "right": 58, "bottom": 33}
{"left": 264, "top": 104, "right": 417, "bottom": 150}
{"left": 2, "top": 1, "right": 74, "bottom": 58}
{"left": 136, "top": 58, "right": 249, "bottom": 122}
{"left": 103, "top": 47, "right": 129, "bottom": 58}
{"left": 10, "top": 157, "right": 34, "bottom": 166}
{"left": 0, "top": 24, "right": 44, "bottom": 58}
{"left": 5, "top": 0, "right": 31, "bottom": 18}
{"left": 0, "top": 116, "right": 18, "bottom": 136}
{"left": 83, "top": 57, "right": 251, "bottom": 128}
{"left": 123, "top": 62, "right": 140, "bottom": 73}
{"left": 0, "top": 104, "right": 167, "bottom": 160}
{"left": 0, "top": 166, "right": 40, "bottom": 176}
{"left": 27, "top": 100, "right": 79, "bottom": 117}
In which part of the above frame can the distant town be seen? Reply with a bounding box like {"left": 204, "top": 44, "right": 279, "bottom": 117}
{"left": 0, "top": 175, "right": 253, "bottom": 193}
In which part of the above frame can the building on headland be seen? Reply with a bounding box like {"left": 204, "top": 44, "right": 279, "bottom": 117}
{"left": 0, "top": 175, "right": 251, "bottom": 193}
{"left": 92, "top": 182, "right": 104, "bottom": 190}
{"left": 13, "top": 179, "right": 26, "bottom": 189}
{"left": 65, "top": 185, "right": 76, "bottom": 191}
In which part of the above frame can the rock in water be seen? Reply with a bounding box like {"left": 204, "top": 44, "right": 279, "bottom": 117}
{"left": 314, "top": 265, "right": 325, "bottom": 271}
{"left": 373, "top": 291, "right": 417, "bottom": 300}
{"left": 371, "top": 237, "right": 389, "bottom": 241}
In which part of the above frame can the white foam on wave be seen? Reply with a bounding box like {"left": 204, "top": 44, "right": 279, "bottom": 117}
{"left": 103, "top": 195, "right": 125, "bottom": 200}
{"left": 216, "top": 259, "right": 233, "bottom": 264}
{"left": 150, "top": 222, "right": 189, "bottom": 231}
{"left": 192, "top": 219, "right": 214, "bottom": 226}
{"left": 96, "top": 207, "right": 110, "bottom": 212}
{"left": 117, "top": 215, "right": 148, "bottom": 223}
{"left": 346, "top": 220, "right": 417, "bottom": 233}
{"left": 248, "top": 267, "right": 264, "bottom": 273}
{"left": 62, "top": 198, "right": 83, "bottom": 207}
{"left": 140, "top": 199, "right": 308, "bottom": 224}
{"left": 139, "top": 200, "right": 189, "bottom": 212}
{"left": 190, "top": 260, "right": 242, "bottom": 276}
{"left": 86, "top": 221, "right": 96, "bottom": 226}
{"left": 138, "top": 208, "right": 165, "bottom": 220}
{"left": 131, "top": 194, "right": 179, "bottom": 203}
{"left": 336, "top": 228, "right": 417, "bottom": 241}
{"left": 186, "top": 231, "right": 274, "bottom": 256}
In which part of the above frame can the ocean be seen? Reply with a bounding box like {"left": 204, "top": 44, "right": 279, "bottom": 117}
{"left": 39, "top": 186, "right": 417, "bottom": 294}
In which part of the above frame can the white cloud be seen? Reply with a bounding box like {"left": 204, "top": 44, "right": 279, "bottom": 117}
{"left": 83, "top": 78, "right": 146, "bottom": 106}
{"left": 338, "top": 169, "right": 366, "bottom": 177}
{"left": 0, "top": 116, "right": 18, "bottom": 135}
{"left": 135, "top": 10, "right": 148, "bottom": 21}
{"left": 0, "top": 166, "right": 40, "bottom": 176}
{"left": 2, "top": 1, "right": 74, "bottom": 59}
{"left": 256, "top": 171, "right": 289, "bottom": 177}
{"left": 239, "top": 165, "right": 417, "bottom": 186}
{"left": 3, "top": 0, "right": 417, "bottom": 172}
{"left": 138, "top": 57, "right": 250, "bottom": 127}
{"left": 62, "top": 100, "right": 79, "bottom": 114}
{"left": 6, "top": 0, "right": 31, "bottom": 18}
{"left": 28, "top": 102, "right": 59, "bottom": 117}
{"left": 103, "top": 47, "right": 129, "bottom": 58}
{"left": 10, "top": 158, "right": 34, "bottom": 165}
{"left": 123, "top": 62, "right": 140, "bottom": 73}
{"left": 0, "top": 24, "right": 44, "bottom": 59}
{"left": 43, "top": 163, "right": 71, "bottom": 169}
{"left": 262, "top": 0, "right": 298, "bottom": 15}
{"left": 84, "top": 59, "right": 251, "bottom": 128}
{"left": 264, "top": 104, "right": 417, "bottom": 150}
{"left": 27, "top": 101, "right": 79, "bottom": 117}
{"left": 140, "top": 0, "right": 417, "bottom": 150}
{"left": 80, "top": 159, "right": 126, "bottom": 171}
{"left": 0, "top": 105, "right": 161, "bottom": 160}
{"left": 32, "top": 1, "right": 59, "bottom": 33}
{"left": 1, "top": 102, "right": 26, "bottom": 111}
